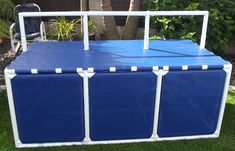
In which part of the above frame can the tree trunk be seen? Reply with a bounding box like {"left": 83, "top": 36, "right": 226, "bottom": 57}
{"left": 122, "top": 0, "right": 141, "bottom": 40}
{"left": 80, "top": 0, "right": 88, "bottom": 38}
{"left": 101, "top": 0, "right": 120, "bottom": 39}
{"left": 80, "top": 0, "right": 88, "bottom": 11}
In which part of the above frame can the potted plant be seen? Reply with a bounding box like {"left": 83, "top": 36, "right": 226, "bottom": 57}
{"left": 87, "top": 19, "right": 100, "bottom": 40}
{"left": 77, "top": 19, "right": 100, "bottom": 40}
{"left": 49, "top": 17, "right": 80, "bottom": 41}
{"left": 49, "top": 17, "right": 100, "bottom": 41}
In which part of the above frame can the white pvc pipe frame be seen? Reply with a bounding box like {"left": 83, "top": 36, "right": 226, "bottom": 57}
{"left": 4, "top": 65, "right": 232, "bottom": 148}
{"left": 18, "top": 11, "right": 209, "bottom": 52}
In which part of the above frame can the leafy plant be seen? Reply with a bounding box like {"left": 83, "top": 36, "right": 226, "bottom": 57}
{"left": 143, "top": 0, "right": 235, "bottom": 54}
{"left": 76, "top": 19, "right": 100, "bottom": 39}
{"left": 0, "top": 0, "right": 15, "bottom": 20}
{"left": 86, "top": 19, "right": 100, "bottom": 39}
{"left": 49, "top": 17, "right": 80, "bottom": 41}
{"left": 0, "top": 0, "right": 15, "bottom": 38}
{"left": 49, "top": 17, "right": 100, "bottom": 41}
{"left": 0, "top": 20, "right": 10, "bottom": 37}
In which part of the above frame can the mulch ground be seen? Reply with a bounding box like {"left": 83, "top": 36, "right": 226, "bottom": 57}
{"left": 0, "top": 40, "right": 20, "bottom": 85}
{"left": 0, "top": 40, "right": 235, "bottom": 85}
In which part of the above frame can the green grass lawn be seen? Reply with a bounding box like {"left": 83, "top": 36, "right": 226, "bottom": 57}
{"left": 0, "top": 91, "right": 235, "bottom": 151}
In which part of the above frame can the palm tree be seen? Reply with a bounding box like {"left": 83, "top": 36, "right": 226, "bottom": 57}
{"left": 101, "top": 0, "right": 120, "bottom": 39}
{"left": 122, "top": 0, "right": 141, "bottom": 40}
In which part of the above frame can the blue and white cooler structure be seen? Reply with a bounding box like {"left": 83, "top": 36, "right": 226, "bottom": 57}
{"left": 4, "top": 11, "right": 232, "bottom": 148}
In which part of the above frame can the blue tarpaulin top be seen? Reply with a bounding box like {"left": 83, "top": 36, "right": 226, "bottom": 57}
{"left": 8, "top": 40, "right": 229, "bottom": 74}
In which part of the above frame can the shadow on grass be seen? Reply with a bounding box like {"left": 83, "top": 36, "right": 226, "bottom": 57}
{"left": 0, "top": 91, "right": 235, "bottom": 151}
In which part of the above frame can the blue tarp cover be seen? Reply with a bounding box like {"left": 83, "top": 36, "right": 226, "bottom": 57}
{"left": 9, "top": 40, "right": 227, "bottom": 142}
{"left": 8, "top": 40, "right": 228, "bottom": 73}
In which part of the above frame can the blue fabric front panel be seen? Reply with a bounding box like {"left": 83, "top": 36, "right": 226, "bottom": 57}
{"left": 158, "top": 70, "right": 226, "bottom": 137}
{"left": 89, "top": 72, "right": 156, "bottom": 140}
{"left": 11, "top": 74, "right": 85, "bottom": 143}
{"left": 7, "top": 40, "right": 228, "bottom": 73}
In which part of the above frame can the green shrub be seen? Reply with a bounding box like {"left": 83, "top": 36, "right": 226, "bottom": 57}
{"left": 143, "top": 0, "right": 235, "bottom": 54}
{"left": 0, "top": 0, "right": 15, "bottom": 38}
{"left": 49, "top": 17, "right": 80, "bottom": 41}
{"left": 0, "top": 0, "right": 15, "bottom": 20}
{"left": 0, "top": 20, "right": 10, "bottom": 37}
{"left": 49, "top": 17, "right": 99, "bottom": 41}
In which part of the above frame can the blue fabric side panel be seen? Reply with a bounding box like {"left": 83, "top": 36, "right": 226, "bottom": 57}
{"left": 11, "top": 74, "right": 84, "bottom": 143}
{"left": 89, "top": 72, "right": 156, "bottom": 141}
{"left": 158, "top": 70, "right": 226, "bottom": 137}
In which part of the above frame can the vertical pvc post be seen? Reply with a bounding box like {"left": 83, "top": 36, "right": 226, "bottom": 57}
{"left": 83, "top": 15, "right": 89, "bottom": 50}
{"left": 152, "top": 69, "right": 168, "bottom": 139}
{"left": 144, "top": 12, "right": 150, "bottom": 50}
{"left": 83, "top": 71, "right": 91, "bottom": 141}
{"left": 215, "top": 64, "right": 232, "bottom": 136}
{"left": 200, "top": 12, "right": 209, "bottom": 49}
{"left": 4, "top": 70, "right": 20, "bottom": 146}
{"left": 19, "top": 14, "right": 27, "bottom": 52}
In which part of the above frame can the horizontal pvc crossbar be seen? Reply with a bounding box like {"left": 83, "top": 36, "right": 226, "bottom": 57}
{"left": 19, "top": 11, "right": 208, "bottom": 17}
{"left": 18, "top": 11, "right": 209, "bottom": 51}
